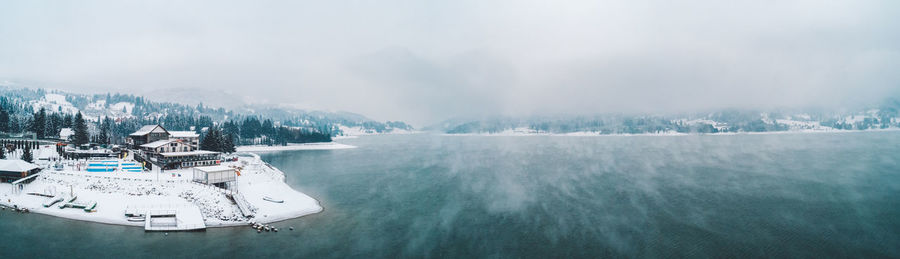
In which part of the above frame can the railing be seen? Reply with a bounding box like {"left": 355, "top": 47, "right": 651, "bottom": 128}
{"left": 232, "top": 192, "right": 255, "bottom": 217}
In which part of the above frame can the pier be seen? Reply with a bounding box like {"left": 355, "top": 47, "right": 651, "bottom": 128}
{"left": 143, "top": 206, "right": 207, "bottom": 231}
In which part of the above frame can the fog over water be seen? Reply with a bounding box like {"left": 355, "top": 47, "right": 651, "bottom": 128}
{"left": 2, "top": 1, "right": 899, "bottom": 125}
{"left": 1, "top": 2, "right": 898, "bottom": 258}
{"left": 3, "top": 133, "right": 897, "bottom": 257}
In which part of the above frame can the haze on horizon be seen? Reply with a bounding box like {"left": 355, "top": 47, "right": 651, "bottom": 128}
{"left": 1, "top": 0, "right": 898, "bottom": 126}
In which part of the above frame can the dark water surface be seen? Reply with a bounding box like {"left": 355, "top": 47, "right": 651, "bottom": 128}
{"left": 2, "top": 132, "right": 899, "bottom": 258}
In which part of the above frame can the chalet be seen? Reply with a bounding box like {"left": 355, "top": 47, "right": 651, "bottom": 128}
{"left": 128, "top": 125, "right": 201, "bottom": 149}
{"left": 0, "top": 159, "right": 40, "bottom": 183}
{"left": 128, "top": 125, "right": 171, "bottom": 148}
{"left": 129, "top": 125, "right": 219, "bottom": 170}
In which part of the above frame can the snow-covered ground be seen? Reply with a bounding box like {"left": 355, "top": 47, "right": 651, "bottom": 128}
{"left": 0, "top": 153, "right": 322, "bottom": 229}
{"left": 109, "top": 102, "right": 134, "bottom": 115}
{"left": 235, "top": 142, "right": 356, "bottom": 152}
{"left": 30, "top": 93, "right": 79, "bottom": 115}
{"left": 28, "top": 93, "right": 136, "bottom": 121}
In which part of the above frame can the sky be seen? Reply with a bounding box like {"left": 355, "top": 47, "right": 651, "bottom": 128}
{"left": 1, "top": 0, "right": 898, "bottom": 126}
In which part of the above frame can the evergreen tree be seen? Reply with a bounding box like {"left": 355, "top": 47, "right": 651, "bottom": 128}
{"left": 63, "top": 113, "right": 74, "bottom": 128}
{"left": 200, "top": 128, "right": 220, "bottom": 151}
{"left": 32, "top": 107, "right": 46, "bottom": 138}
{"left": 73, "top": 112, "right": 90, "bottom": 145}
{"left": 9, "top": 116, "right": 19, "bottom": 133}
{"left": 21, "top": 144, "right": 32, "bottom": 163}
{"left": 98, "top": 117, "right": 111, "bottom": 144}
{"left": 0, "top": 109, "right": 8, "bottom": 132}
{"left": 222, "top": 133, "right": 236, "bottom": 153}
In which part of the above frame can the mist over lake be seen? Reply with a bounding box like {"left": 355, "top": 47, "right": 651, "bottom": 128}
{"left": 2, "top": 132, "right": 898, "bottom": 258}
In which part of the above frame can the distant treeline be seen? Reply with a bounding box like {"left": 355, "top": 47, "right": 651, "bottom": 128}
{"left": 442, "top": 106, "right": 900, "bottom": 134}
{"left": 0, "top": 87, "right": 413, "bottom": 142}
{"left": 0, "top": 88, "right": 334, "bottom": 149}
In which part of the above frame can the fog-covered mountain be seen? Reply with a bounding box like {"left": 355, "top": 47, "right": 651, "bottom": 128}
{"left": 430, "top": 99, "right": 900, "bottom": 135}
{"left": 0, "top": 82, "right": 413, "bottom": 137}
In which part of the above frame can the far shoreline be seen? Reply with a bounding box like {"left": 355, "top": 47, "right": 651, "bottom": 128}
{"left": 440, "top": 127, "right": 900, "bottom": 137}
{"left": 235, "top": 142, "right": 357, "bottom": 152}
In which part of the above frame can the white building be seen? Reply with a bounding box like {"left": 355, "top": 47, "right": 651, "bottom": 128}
{"left": 169, "top": 131, "right": 200, "bottom": 149}
{"left": 140, "top": 139, "right": 193, "bottom": 153}
{"left": 192, "top": 165, "right": 236, "bottom": 188}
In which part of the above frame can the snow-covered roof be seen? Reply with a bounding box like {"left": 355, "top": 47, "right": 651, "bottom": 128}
{"left": 140, "top": 139, "right": 175, "bottom": 148}
{"left": 37, "top": 147, "right": 58, "bottom": 160}
{"left": 130, "top": 125, "right": 168, "bottom": 136}
{"left": 0, "top": 159, "right": 40, "bottom": 172}
{"left": 59, "top": 128, "right": 74, "bottom": 139}
{"left": 193, "top": 165, "right": 234, "bottom": 173}
{"left": 169, "top": 131, "right": 199, "bottom": 138}
{"left": 159, "top": 150, "right": 220, "bottom": 157}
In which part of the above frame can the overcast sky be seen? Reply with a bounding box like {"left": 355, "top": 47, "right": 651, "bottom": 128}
{"left": 1, "top": 1, "right": 898, "bottom": 125}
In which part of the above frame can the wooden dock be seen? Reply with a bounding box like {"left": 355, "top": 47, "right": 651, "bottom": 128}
{"left": 143, "top": 207, "right": 207, "bottom": 231}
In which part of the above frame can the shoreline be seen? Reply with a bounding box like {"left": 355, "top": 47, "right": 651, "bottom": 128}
{"left": 235, "top": 142, "right": 356, "bottom": 152}
{"left": 441, "top": 127, "right": 900, "bottom": 137}
{"left": 0, "top": 152, "right": 324, "bottom": 230}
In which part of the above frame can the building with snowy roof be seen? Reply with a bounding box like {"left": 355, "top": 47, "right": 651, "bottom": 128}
{"left": 0, "top": 159, "right": 41, "bottom": 183}
{"left": 129, "top": 125, "right": 217, "bottom": 170}
{"left": 128, "top": 125, "right": 171, "bottom": 147}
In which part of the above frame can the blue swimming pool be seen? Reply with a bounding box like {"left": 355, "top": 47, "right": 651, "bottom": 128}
{"left": 84, "top": 160, "right": 144, "bottom": 172}
{"left": 86, "top": 167, "right": 116, "bottom": 172}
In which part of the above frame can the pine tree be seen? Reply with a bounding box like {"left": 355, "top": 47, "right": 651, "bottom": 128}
{"left": 73, "top": 112, "right": 90, "bottom": 145}
{"left": 32, "top": 108, "right": 46, "bottom": 138}
{"left": 222, "top": 133, "right": 236, "bottom": 153}
{"left": 200, "top": 128, "right": 220, "bottom": 151}
{"left": 0, "top": 109, "right": 8, "bottom": 132}
{"left": 98, "top": 117, "right": 111, "bottom": 145}
{"left": 21, "top": 144, "right": 32, "bottom": 163}
{"left": 9, "top": 116, "right": 19, "bottom": 133}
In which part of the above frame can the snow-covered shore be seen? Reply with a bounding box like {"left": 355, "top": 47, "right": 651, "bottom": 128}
{"left": 0, "top": 153, "right": 322, "bottom": 229}
{"left": 235, "top": 142, "right": 356, "bottom": 152}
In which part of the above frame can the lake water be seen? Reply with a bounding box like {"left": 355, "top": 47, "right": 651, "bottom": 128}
{"left": 2, "top": 132, "right": 899, "bottom": 258}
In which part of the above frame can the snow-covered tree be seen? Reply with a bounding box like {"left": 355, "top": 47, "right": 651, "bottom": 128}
{"left": 21, "top": 144, "right": 32, "bottom": 163}
{"left": 73, "top": 112, "right": 89, "bottom": 145}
